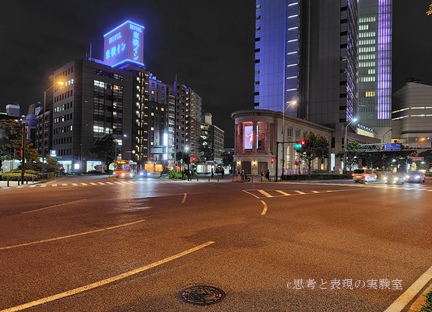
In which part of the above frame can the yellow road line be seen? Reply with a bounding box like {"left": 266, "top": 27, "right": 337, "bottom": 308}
{"left": 1, "top": 241, "right": 215, "bottom": 312}
{"left": 0, "top": 220, "right": 145, "bottom": 250}
{"left": 260, "top": 200, "right": 268, "bottom": 215}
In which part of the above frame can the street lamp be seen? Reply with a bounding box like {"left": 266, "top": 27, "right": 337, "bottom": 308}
{"left": 343, "top": 117, "right": 358, "bottom": 174}
{"left": 41, "top": 81, "right": 64, "bottom": 177}
{"left": 281, "top": 100, "right": 297, "bottom": 180}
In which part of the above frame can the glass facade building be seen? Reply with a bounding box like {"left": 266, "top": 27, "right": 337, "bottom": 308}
{"left": 358, "top": 0, "right": 392, "bottom": 132}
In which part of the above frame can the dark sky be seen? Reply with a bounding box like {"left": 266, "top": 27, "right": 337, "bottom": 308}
{"left": 0, "top": 1, "right": 431, "bottom": 145}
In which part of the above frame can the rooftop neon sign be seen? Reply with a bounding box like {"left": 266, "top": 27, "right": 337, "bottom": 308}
{"left": 103, "top": 20, "right": 145, "bottom": 68}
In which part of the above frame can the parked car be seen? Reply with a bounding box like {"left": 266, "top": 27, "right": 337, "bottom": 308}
{"left": 352, "top": 169, "right": 377, "bottom": 183}
{"left": 382, "top": 172, "right": 405, "bottom": 185}
{"left": 405, "top": 171, "right": 426, "bottom": 183}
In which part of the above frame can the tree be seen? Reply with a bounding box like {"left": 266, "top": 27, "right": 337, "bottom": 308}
{"left": 427, "top": 4, "right": 432, "bottom": 15}
{"left": 90, "top": 134, "right": 116, "bottom": 172}
{"left": 0, "top": 119, "right": 22, "bottom": 171}
{"left": 297, "top": 132, "right": 329, "bottom": 175}
{"left": 221, "top": 151, "right": 234, "bottom": 167}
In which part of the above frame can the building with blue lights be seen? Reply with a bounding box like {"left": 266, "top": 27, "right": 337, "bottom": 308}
{"left": 33, "top": 20, "right": 220, "bottom": 174}
{"left": 249, "top": 0, "right": 385, "bottom": 174}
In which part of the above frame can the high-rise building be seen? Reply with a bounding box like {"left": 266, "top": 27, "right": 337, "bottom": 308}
{"left": 253, "top": 0, "right": 384, "bottom": 171}
{"left": 254, "top": 0, "right": 358, "bottom": 127}
{"left": 358, "top": 0, "right": 392, "bottom": 140}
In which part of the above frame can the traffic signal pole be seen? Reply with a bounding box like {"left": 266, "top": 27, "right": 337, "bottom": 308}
{"left": 275, "top": 140, "right": 305, "bottom": 181}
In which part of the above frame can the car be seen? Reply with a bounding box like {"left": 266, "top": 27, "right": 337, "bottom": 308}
{"left": 137, "top": 169, "right": 151, "bottom": 178}
{"left": 382, "top": 172, "right": 405, "bottom": 185}
{"left": 352, "top": 169, "right": 377, "bottom": 183}
{"left": 405, "top": 171, "right": 426, "bottom": 183}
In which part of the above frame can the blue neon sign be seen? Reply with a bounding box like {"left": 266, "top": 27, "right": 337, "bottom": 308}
{"left": 103, "top": 20, "right": 145, "bottom": 68}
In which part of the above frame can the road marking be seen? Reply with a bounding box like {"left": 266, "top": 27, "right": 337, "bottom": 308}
{"left": 72, "top": 183, "right": 78, "bottom": 186}
{"left": 181, "top": 193, "right": 187, "bottom": 204}
{"left": 276, "top": 190, "right": 291, "bottom": 196}
{"left": 98, "top": 182, "right": 105, "bottom": 185}
{"left": 62, "top": 184, "right": 67, "bottom": 186}
{"left": 258, "top": 190, "right": 273, "bottom": 197}
{"left": 0, "top": 241, "right": 215, "bottom": 312}
{"left": 260, "top": 200, "right": 268, "bottom": 215}
{"left": 20, "top": 199, "right": 89, "bottom": 214}
{"left": 81, "top": 183, "right": 88, "bottom": 186}
{"left": 90, "top": 182, "right": 97, "bottom": 185}
{"left": 384, "top": 265, "right": 432, "bottom": 312}
{"left": 294, "top": 190, "right": 306, "bottom": 194}
{"left": 0, "top": 220, "right": 145, "bottom": 251}
{"left": 41, "top": 184, "right": 47, "bottom": 187}
{"left": 52, "top": 184, "right": 57, "bottom": 187}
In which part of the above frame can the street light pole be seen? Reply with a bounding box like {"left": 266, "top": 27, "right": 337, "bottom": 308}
{"left": 41, "top": 81, "right": 63, "bottom": 177}
{"left": 343, "top": 117, "right": 358, "bottom": 174}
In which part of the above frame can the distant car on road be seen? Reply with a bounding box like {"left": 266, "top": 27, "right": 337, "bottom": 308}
{"left": 405, "top": 171, "right": 426, "bottom": 183}
{"left": 352, "top": 169, "right": 377, "bottom": 183}
{"left": 137, "top": 169, "right": 151, "bottom": 178}
{"left": 382, "top": 172, "right": 405, "bottom": 185}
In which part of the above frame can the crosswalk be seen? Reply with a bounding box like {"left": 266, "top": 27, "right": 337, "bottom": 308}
{"left": 0, "top": 180, "right": 145, "bottom": 190}
{"left": 244, "top": 183, "right": 432, "bottom": 199}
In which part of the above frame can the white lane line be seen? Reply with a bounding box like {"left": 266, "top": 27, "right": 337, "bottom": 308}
{"left": 72, "top": 183, "right": 78, "bottom": 186}
{"left": 181, "top": 193, "right": 187, "bottom": 204}
{"left": 384, "top": 265, "right": 432, "bottom": 312}
{"left": 276, "top": 190, "right": 291, "bottom": 196}
{"left": 20, "top": 199, "right": 88, "bottom": 214}
{"left": 41, "top": 184, "right": 47, "bottom": 188}
{"left": 98, "top": 182, "right": 105, "bottom": 185}
{"left": 258, "top": 190, "right": 273, "bottom": 198}
{"left": 52, "top": 184, "right": 57, "bottom": 187}
{"left": 0, "top": 220, "right": 145, "bottom": 251}
{"left": 294, "top": 190, "right": 306, "bottom": 195}
{"left": 312, "top": 191, "right": 319, "bottom": 193}
{"left": 90, "top": 182, "right": 97, "bottom": 185}
{"left": 260, "top": 200, "right": 268, "bottom": 215}
{"left": 81, "top": 183, "right": 88, "bottom": 186}
{"left": 1, "top": 241, "right": 215, "bottom": 312}
{"left": 62, "top": 184, "right": 68, "bottom": 186}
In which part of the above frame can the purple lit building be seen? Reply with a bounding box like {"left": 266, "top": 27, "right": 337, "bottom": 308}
{"left": 254, "top": 0, "right": 367, "bottom": 172}
{"left": 358, "top": 0, "right": 392, "bottom": 142}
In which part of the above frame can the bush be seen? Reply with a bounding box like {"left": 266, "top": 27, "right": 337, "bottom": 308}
{"left": 419, "top": 291, "right": 432, "bottom": 312}
{"left": 0, "top": 170, "right": 39, "bottom": 181}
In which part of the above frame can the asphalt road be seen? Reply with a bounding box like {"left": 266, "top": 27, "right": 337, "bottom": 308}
{"left": 0, "top": 175, "right": 431, "bottom": 311}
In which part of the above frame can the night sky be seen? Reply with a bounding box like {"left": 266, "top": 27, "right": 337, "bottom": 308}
{"left": 0, "top": 1, "right": 431, "bottom": 146}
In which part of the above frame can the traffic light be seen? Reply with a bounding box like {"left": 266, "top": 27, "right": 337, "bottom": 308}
{"left": 270, "top": 157, "right": 274, "bottom": 164}
{"left": 295, "top": 139, "right": 306, "bottom": 150}
{"left": 190, "top": 155, "right": 196, "bottom": 163}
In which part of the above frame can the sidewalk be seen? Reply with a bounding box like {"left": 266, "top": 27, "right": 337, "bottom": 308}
{"left": 0, "top": 179, "right": 40, "bottom": 188}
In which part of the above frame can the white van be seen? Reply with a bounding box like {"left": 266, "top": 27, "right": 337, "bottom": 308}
{"left": 352, "top": 169, "right": 377, "bottom": 183}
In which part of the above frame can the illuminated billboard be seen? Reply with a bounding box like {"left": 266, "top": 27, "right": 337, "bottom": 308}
{"left": 104, "top": 20, "right": 145, "bottom": 68}
{"left": 244, "top": 125, "right": 258, "bottom": 149}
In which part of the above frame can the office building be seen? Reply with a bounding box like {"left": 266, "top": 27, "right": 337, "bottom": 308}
{"left": 254, "top": 0, "right": 360, "bottom": 172}
{"left": 358, "top": 0, "right": 392, "bottom": 140}
{"left": 392, "top": 80, "right": 432, "bottom": 149}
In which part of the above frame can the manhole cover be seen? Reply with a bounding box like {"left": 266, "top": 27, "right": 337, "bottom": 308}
{"left": 178, "top": 285, "right": 225, "bottom": 305}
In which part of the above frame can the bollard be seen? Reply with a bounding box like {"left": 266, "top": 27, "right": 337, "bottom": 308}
{"left": 7, "top": 178, "right": 9, "bottom": 187}
{"left": 26, "top": 177, "right": 28, "bottom": 184}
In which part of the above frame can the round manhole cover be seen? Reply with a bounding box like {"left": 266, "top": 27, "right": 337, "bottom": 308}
{"left": 178, "top": 285, "right": 225, "bottom": 305}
